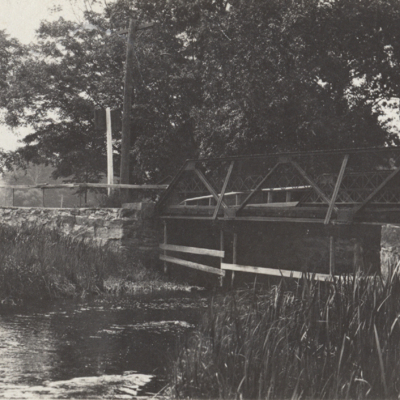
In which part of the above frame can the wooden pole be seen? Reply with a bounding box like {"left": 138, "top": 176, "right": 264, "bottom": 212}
{"left": 232, "top": 232, "right": 237, "bottom": 287}
{"left": 163, "top": 221, "right": 168, "bottom": 274}
{"left": 329, "top": 236, "right": 335, "bottom": 276}
{"left": 42, "top": 188, "right": 45, "bottom": 207}
{"left": 12, "top": 188, "right": 14, "bottom": 207}
{"left": 106, "top": 107, "right": 114, "bottom": 196}
{"left": 120, "top": 19, "right": 136, "bottom": 198}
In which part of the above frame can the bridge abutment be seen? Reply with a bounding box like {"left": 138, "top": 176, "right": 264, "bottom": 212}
{"left": 381, "top": 224, "right": 400, "bottom": 281}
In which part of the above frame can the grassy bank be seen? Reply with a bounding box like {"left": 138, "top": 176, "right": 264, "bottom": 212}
{"left": 0, "top": 224, "right": 166, "bottom": 302}
{"left": 172, "top": 274, "right": 400, "bottom": 399}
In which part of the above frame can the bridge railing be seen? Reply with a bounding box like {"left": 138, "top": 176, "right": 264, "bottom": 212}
{"left": 157, "top": 147, "right": 400, "bottom": 224}
{"left": 0, "top": 183, "right": 168, "bottom": 208}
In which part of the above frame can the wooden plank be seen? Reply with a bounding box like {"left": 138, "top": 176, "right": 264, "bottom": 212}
{"left": 324, "top": 154, "right": 349, "bottom": 225}
{"left": 213, "top": 161, "right": 235, "bottom": 220}
{"left": 219, "top": 216, "right": 325, "bottom": 223}
{"left": 236, "top": 162, "right": 282, "bottom": 213}
{"left": 221, "top": 263, "right": 338, "bottom": 281}
{"left": 180, "top": 186, "right": 311, "bottom": 205}
{"left": 247, "top": 202, "right": 299, "bottom": 208}
{"left": 0, "top": 183, "right": 168, "bottom": 190}
{"left": 159, "top": 243, "right": 225, "bottom": 258}
{"left": 160, "top": 255, "right": 226, "bottom": 276}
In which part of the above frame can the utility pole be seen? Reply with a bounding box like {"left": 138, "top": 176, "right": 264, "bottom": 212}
{"left": 120, "top": 19, "right": 136, "bottom": 187}
{"left": 119, "top": 20, "right": 153, "bottom": 202}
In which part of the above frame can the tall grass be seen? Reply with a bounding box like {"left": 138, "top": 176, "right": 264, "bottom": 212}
{"left": 0, "top": 224, "right": 157, "bottom": 301}
{"left": 172, "top": 273, "right": 400, "bottom": 399}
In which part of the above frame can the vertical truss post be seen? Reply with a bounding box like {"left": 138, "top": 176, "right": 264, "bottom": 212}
{"left": 329, "top": 236, "right": 335, "bottom": 276}
{"left": 231, "top": 232, "right": 237, "bottom": 288}
{"left": 163, "top": 221, "right": 168, "bottom": 274}
{"left": 219, "top": 230, "right": 224, "bottom": 287}
{"left": 213, "top": 161, "right": 235, "bottom": 220}
{"left": 324, "top": 154, "right": 349, "bottom": 225}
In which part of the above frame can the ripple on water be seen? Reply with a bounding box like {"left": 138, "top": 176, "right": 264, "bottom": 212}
{"left": 0, "top": 372, "right": 154, "bottom": 399}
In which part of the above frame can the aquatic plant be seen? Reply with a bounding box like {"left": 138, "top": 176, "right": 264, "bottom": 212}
{"left": 172, "top": 272, "right": 400, "bottom": 399}
{"left": 0, "top": 224, "right": 160, "bottom": 301}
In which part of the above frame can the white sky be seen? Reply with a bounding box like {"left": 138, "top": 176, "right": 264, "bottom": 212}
{"left": 0, "top": 0, "right": 90, "bottom": 151}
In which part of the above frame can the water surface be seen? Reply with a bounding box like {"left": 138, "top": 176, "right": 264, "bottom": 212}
{"left": 0, "top": 290, "right": 208, "bottom": 399}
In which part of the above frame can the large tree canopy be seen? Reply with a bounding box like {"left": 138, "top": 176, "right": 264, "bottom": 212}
{"left": 2, "top": 0, "right": 400, "bottom": 182}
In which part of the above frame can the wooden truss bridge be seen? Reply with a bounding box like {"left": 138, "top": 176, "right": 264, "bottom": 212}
{"left": 156, "top": 147, "right": 400, "bottom": 282}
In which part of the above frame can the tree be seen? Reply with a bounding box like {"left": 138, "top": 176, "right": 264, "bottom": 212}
{"left": 172, "top": 0, "right": 400, "bottom": 157}
{"left": 2, "top": 0, "right": 400, "bottom": 184}
{"left": 3, "top": 4, "right": 198, "bottom": 184}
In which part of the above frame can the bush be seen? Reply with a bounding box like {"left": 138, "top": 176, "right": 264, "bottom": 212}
{"left": 173, "top": 273, "right": 400, "bottom": 399}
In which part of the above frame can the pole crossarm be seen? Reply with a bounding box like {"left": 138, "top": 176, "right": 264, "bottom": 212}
{"left": 324, "top": 154, "right": 349, "bottom": 225}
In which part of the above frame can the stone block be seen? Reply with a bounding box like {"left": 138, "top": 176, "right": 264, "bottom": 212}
{"left": 381, "top": 224, "right": 400, "bottom": 250}
{"left": 95, "top": 226, "right": 124, "bottom": 240}
{"left": 58, "top": 215, "right": 76, "bottom": 225}
{"left": 104, "top": 218, "right": 132, "bottom": 228}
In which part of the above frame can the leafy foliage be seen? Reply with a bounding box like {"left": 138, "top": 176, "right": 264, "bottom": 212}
{"left": 2, "top": 0, "right": 400, "bottom": 182}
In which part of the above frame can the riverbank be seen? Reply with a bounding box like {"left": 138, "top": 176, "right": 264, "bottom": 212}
{"left": 172, "top": 274, "right": 400, "bottom": 399}
{"left": 0, "top": 224, "right": 184, "bottom": 303}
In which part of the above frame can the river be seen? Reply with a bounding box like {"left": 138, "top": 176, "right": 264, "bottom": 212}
{"left": 0, "top": 289, "right": 208, "bottom": 399}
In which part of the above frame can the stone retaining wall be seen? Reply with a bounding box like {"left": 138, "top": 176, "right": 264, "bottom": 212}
{"left": 0, "top": 202, "right": 160, "bottom": 265}
{"left": 381, "top": 224, "right": 400, "bottom": 280}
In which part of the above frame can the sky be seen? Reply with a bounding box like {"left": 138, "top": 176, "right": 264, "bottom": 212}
{"left": 0, "top": 0, "right": 91, "bottom": 151}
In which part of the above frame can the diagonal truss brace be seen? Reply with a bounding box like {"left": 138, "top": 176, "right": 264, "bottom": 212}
{"left": 290, "top": 160, "right": 337, "bottom": 211}
{"left": 236, "top": 162, "right": 282, "bottom": 214}
{"left": 213, "top": 161, "right": 235, "bottom": 220}
{"left": 353, "top": 163, "right": 400, "bottom": 215}
{"left": 194, "top": 168, "right": 229, "bottom": 210}
{"left": 324, "top": 154, "right": 349, "bottom": 225}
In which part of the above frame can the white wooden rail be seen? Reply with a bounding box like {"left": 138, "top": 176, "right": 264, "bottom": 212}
{"left": 159, "top": 242, "right": 226, "bottom": 277}
{"left": 221, "top": 263, "right": 340, "bottom": 281}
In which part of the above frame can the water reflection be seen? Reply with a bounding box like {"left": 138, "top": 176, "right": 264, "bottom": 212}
{"left": 0, "top": 291, "right": 207, "bottom": 399}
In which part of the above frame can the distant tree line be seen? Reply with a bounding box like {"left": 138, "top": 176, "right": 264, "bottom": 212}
{"left": 1, "top": 0, "right": 400, "bottom": 183}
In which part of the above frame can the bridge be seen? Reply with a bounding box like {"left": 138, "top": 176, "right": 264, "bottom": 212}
{"left": 156, "top": 147, "right": 400, "bottom": 284}
{"left": 2, "top": 147, "right": 400, "bottom": 285}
